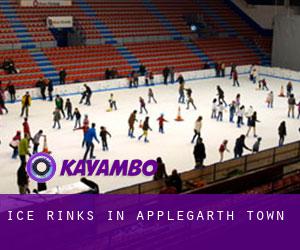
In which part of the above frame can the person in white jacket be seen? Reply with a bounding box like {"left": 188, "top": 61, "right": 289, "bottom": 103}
{"left": 191, "top": 116, "right": 202, "bottom": 144}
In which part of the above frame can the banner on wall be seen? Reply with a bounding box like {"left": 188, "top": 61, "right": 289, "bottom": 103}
{"left": 19, "top": 0, "right": 72, "bottom": 7}
{"left": 47, "top": 16, "right": 73, "bottom": 28}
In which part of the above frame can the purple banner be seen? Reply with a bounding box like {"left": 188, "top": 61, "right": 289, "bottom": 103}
{"left": 0, "top": 195, "right": 299, "bottom": 250}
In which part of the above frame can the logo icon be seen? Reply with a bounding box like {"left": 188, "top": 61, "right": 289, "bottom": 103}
{"left": 26, "top": 153, "right": 56, "bottom": 182}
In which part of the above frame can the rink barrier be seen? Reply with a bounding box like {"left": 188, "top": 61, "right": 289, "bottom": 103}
{"left": 107, "top": 140, "right": 300, "bottom": 194}
{"left": 5, "top": 65, "right": 300, "bottom": 104}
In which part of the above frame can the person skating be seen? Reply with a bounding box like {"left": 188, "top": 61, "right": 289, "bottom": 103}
{"left": 55, "top": 95, "right": 65, "bottom": 118}
{"left": 32, "top": 130, "right": 43, "bottom": 154}
{"left": 193, "top": 137, "right": 206, "bottom": 169}
{"left": 234, "top": 135, "right": 251, "bottom": 158}
{"left": 138, "top": 117, "right": 152, "bottom": 143}
{"left": 191, "top": 116, "right": 202, "bottom": 144}
{"left": 288, "top": 94, "right": 296, "bottom": 118}
{"left": 47, "top": 79, "right": 54, "bottom": 101}
{"left": 157, "top": 114, "right": 168, "bottom": 134}
{"left": 211, "top": 98, "right": 217, "bottom": 119}
{"left": 6, "top": 81, "right": 16, "bottom": 103}
{"left": 83, "top": 123, "right": 100, "bottom": 160}
{"left": 235, "top": 93, "right": 241, "bottom": 109}
{"left": 0, "top": 89, "right": 8, "bottom": 114}
{"left": 108, "top": 93, "right": 117, "bottom": 111}
{"left": 246, "top": 111, "right": 260, "bottom": 137}
{"left": 9, "top": 131, "right": 21, "bottom": 159}
{"left": 266, "top": 91, "right": 274, "bottom": 108}
{"left": 297, "top": 101, "right": 300, "bottom": 119}
{"left": 258, "top": 79, "right": 269, "bottom": 91}
{"left": 278, "top": 121, "right": 287, "bottom": 147}
{"left": 252, "top": 137, "right": 262, "bottom": 153}
{"left": 20, "top": 92, "right": 31, "bottom": 117}
{"left": 73, "top": 108, "right": 81, "bottom": 129}
{"left": 232, "top": 69, "right": 240, "bottom": 87}
{"left": 65, "top": 98, "right": 73, "bottom": 120}
{"left": 153, "top": 157, "right": 168, "bottom": 180}
{"left": 18, "top": 134, "right": 31, "bottom": 166}
{"left": 219, "top": 140, "right": 230, "bottom": 162}
{"left": 216, "top": 102, "right": 225, "bottom": 122}
{"left": 229, "top": 101, "right": 236, "bottom": 123}
{"left": 216, "top": 85, "right": 227, "bottom": 106}
{"left": 100, "top": 126, "right": 112, "bottom": 151}
{"left": 139, "top": 97, "right": 148, "bottom": 114}
{"left": 178, "top": 80, "right": 185, "bottom": 104}
{"left": 53, "top": 108, "right": 61, "bottom": 129}
{"left": 286, "top": 82, "right": 293, "bottom": 97}
{"left": 17, "top": 162, "right": 29, "bottom": 195}
{"left": 22, "top": 117, "right": 31, "bottom": 138}
{"left": 74, "top": 115, "right": 89, "bottom": 148}
{"left": 128, "top": 110, "right": 138, "bottom": 138}
{"left": 185, "top": 88, "right": 197, "bottom": 110}
{"left": 170, "top": 67, "right": 175, "bottom": 84}
{"left": 236, "top": 105, "right": 245, "bottom": 128}
{"left": 83, "top": 84, "right": 92, "bottom": 105}
{"left": 148, "top": 88, "right": 157, "bottom": 104}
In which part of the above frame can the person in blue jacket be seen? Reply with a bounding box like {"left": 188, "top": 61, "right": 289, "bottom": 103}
{"left": 83, "top": 123, "right": 99, "bottom": 160}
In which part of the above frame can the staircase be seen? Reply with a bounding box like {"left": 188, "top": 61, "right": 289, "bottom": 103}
{"left": 184, "top": 41, "right": 214, "bottom": 66}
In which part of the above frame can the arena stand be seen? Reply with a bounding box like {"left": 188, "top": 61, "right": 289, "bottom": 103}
{"left": 0, "top": 0, "right": 272, "bottom": 90}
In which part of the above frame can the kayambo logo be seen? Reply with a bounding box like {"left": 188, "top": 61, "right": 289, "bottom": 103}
{"left": 26, "top": 153, "right": 158, "bottom": 182}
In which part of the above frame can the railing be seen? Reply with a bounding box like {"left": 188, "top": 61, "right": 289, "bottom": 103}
{"left": 107, "top": 140, "right": 300, "bottom": 194}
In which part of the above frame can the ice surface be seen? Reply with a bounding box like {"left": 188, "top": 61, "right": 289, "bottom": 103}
{"left": 0, "top": 75, "right": 299, "bottom": 193}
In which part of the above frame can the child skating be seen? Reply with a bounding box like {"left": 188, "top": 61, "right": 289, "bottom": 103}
{"left": 65, "top": 98, "right": 73, "bottom": 120}
{"left": 128, "top": 110, "right": 138, "bottom": 138}
{"left": 100, "top": 126, "right": 112, "bottom": 151}
{"left": 157, "top": 114, "right": 168, "bottom": 133}
{"left": 139, "top": 97, "right": 148, "bottom": 114}
{"left": 216, "top": 102, "right": 225, "bottom": 122}
{"left": 266, "top": 91, "right": 274, "bottom": 108}
{"left": 148, "top": 88, "right": 157, "bottom": 104}
{"left": 211, "top": 98, "right": 217, "bottom": 119}
{"left": 219, "top": 140, "right": 230, "bottom": 162}
{"left": 185, "top": 88, "right": 197, "bottom": 110}
{"left": 73, "top": 108, "right": 81, "bottom": 129}
{"left": 108, "top": 93, "right": 117, "bottom": 111}
{"left": 138, "top": 117, "right": 152, "bottom": 143}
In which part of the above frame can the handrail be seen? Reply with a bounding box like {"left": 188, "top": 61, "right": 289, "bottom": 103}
{"left": 107, "top": 140, "right": 300, "bottom": 194}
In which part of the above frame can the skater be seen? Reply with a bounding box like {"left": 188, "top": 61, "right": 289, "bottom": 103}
{"left": 211, "top": 98, "right": 217, "bottom": 119}
{"left": 297, "top": 101, "right": 300, "bottom": 119}
{"left": 139, "top": 97, "right": 148, "bottom": 114}
{"left": 18, "top": 134, "right": 31, "bottom": 166}
{"left": 245, "top": 106, "right": 254, "bottom": 126}
{"left": 229, "top": 101, "right": 236, "bottom": 123}
{"left": 258, "top": 79, "right": 269, "bottom": 91}
{"left": 65, "top": 98, "right": 73, "bottom": 120}
{"left": 266, "top": 91, "right": 274, "bottom": 108}
{"left": 251, "top": 68, "right": 258, "bottom": 84}
{"left": 20, "top": 92, "right": 31, "bottom": 117}
{"left": 234, "top": 135, "right": 251, "bottom": 158}
{"left": 178, "top": 80, "right": 185, "bottom": 104}
{"left": 232, "top": 69, "right": 240, "bottom": 87}
{"left": 235, "top": 93, "right": 241, "bottom": 109}
{"left": 149, "top": 71, "right": 154, "bottom": 85}
{"left": 230, "top": 63, "right": 236, "bottom": 79}
{"left": 55, "top": 95, "right": 65, "bottom": 118}
{"left": 217, "top": 85, "right": 227, "bottom": 106}
{"left": 288, "top": 94, "right": 296, "bottom": 118}
{"left": 246, "top": 111, "right": 259, "bottom": 137}
{"left": 252, "top": 137, "right": 262, "bottom": 153}
{"left": 219, "top": 140, "right": 230, "bottom": 162}
{"left": 191, "top": 116, "right": 202, "bottom": 144}
{"left": 83, "top": 123, "right": 100, "bottom": 160}
{"left": 153, "top": 157, "right": 168, "bottom": 180}
{"left": 53, "top": 108, "right": 61, "bottom": 129}
{"left": 22, "top": 117, "right": 31, "bottom": 138}
{"left": 216, "top": 102, "right": 225, "bottom": 122}
{"left": 9, "top": 131, "right": 21, "bottom": 159}
{"left": 17, "top": 162, "right": 29, "bottom": 195}
{"left": 59, "top": 68, "right": 67, "bottom": 85}
{"left": 0, "top": 90, "right": 8, "bottom": 114}
{"left": 236, "top": 105, "right": 245, "bottom": 128}
{"left": 157, "top": 114, "right": 168, "bottom": 134}
{"left": 193, "top": 137, "right": 206, "bottom": 169}
{"left": 73, "top": 108, "right": 81, "bottom": 129}
{"left": 286, "top": 82, "right": 293, "bottom": 97}
{"left": 278, "top": 121, "right": 287, "bottom": 147}
{"left": 84, "top": 84, "right": 92, "bottom": 105}
{"left": 32, "top": 130, "right": 44, "bottom": 154}
{"left": 108, "top": 93, "right": 117, "bottom": 111}
{"left": 6, "top": 81, "right": 16, "bottom": 103}
{"left": 74, "top": 115, "right": 89, "bottom": 148}
{"left": 47, "top": 79, "right": 54, "bottom": 101}
{"left": 170, "top": 67, "right": 175, "bottom": 84}
{"left": 100, "top": 126, "right": 112, "bottom": 151}
{"left": 148, "top": 88, "right": 157, "bottom": 104}
{"left": 162, "top": 67, "right": 170, "bottom": 84}
{"left": 128, "top": 110, "right": 137, "bottom": 138}
{"left": 186, "top": 88, "right": 197, "bottom": 110}
{"left": 138, "top": 117, "right": 152, "bottom": 143}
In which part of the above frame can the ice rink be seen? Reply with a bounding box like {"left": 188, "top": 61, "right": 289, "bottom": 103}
{"left": 0, "top": 73, "right": 299, "bottom": 194}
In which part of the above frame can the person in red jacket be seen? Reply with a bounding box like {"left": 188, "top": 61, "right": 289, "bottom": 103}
{"left": 10, "top": 131, "right": 21, "bottom": 159}
{"left": 74, "top": 114, "right": 89, "bottom": 147}
{"left": 22, "top": 118, "right": 31, "bottom": 139}
{"left": 233, "top": 70, "right": 240, "bottom": 87}
{"left": 157, "top": 114, "right": 168, "bottom": 134}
